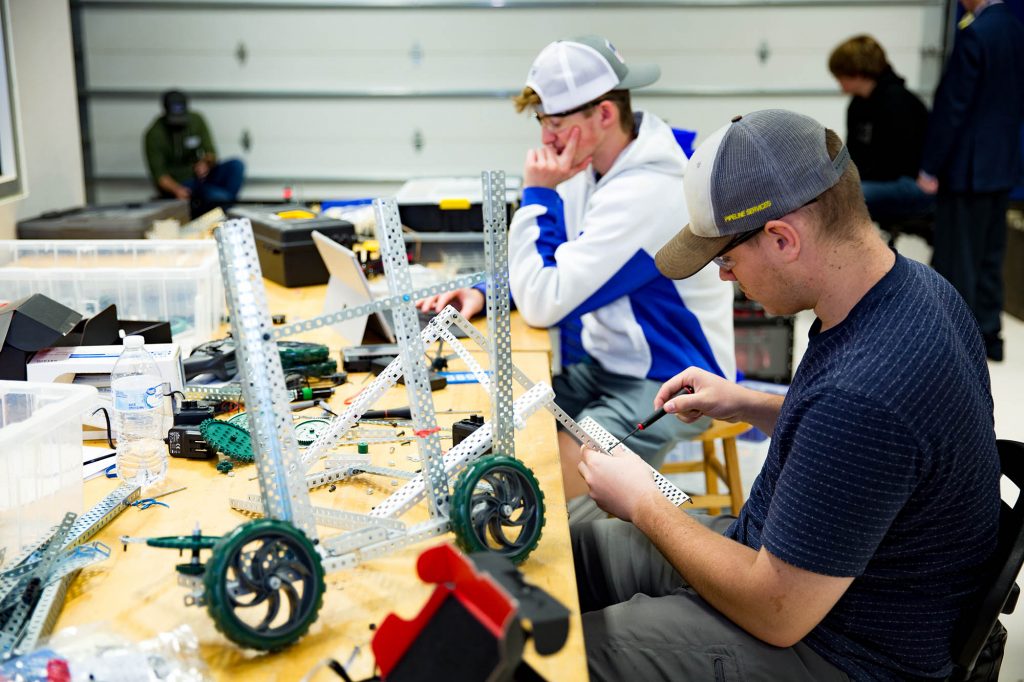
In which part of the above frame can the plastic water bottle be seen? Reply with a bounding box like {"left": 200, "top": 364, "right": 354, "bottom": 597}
{"left": 112, "top": 335, "right": 168, "bottom": 486}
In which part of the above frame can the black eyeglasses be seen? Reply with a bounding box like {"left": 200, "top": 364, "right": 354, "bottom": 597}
{"left": 534, "top": 97, "right": 609, "bottom": 130}
{"left": 712, "top": 227, "right": 763, "bottom": 270}
{"left": 711, "top": 196, "right": 820, "bottom": 271}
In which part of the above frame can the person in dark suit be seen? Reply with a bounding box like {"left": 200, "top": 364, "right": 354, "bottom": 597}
{"left": 918, "top": 0, "right": 1024, "bottom": 362}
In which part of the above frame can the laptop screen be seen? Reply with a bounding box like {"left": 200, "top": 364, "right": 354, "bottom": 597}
{"left": 311, "top": 230, "right": 396, "bottom": 344}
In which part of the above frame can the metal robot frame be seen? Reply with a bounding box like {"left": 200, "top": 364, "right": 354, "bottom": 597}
{"left": 136, "top": 172, "right": 688, "bottom": 650}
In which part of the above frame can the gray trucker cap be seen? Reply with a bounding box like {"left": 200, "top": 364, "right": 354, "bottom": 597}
{"left": 655, "top": 109, "right": 850, "bottom": 280}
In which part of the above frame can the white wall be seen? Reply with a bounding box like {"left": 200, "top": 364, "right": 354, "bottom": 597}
{"left": 78, "top": 1, "right": 946, "bottom": 204}
{"left": 0, "top": 0, "right": 85, "bottom": 239}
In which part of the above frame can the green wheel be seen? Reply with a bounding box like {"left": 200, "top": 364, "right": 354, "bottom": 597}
{"left": 204, "top": 519, "right": 325, "bottom": 651}
{"left": 450, "top": 455, "right": 545, "bottom": 565}
{"left": 199, "top": 418, "right": 254, "bottom": 462}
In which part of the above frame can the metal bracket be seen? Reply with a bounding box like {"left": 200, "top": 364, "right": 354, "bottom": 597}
{"left": 482, "top": 170, "right": 515, "bottom": 459}
{"left": 0, "top": 513, "right": 78, "bottom": 654}
{"left": 578, "top": 417, "right": 691, "bottom": 507}
{"left": 272, "top": 271, "right": 485, "bottom": 340}
{"left": 1, "top": 482, "right": 140, "bottom": 656}
{"left": 215, "top": 218, "right": 319, "bottom": 541}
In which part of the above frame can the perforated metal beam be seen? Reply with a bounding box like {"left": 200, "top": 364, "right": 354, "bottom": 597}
{"left": 482, "top": 171, "right": 515, "bottom": 459}
{"left": 215, "top": 218, "right": 317, "bottom": 540}
{"left": 374, "top": 198, "right": 450, "bottom": 519}
{"left": 368, "top": 382, "right": 554, "bottom": 519}
{"left": 272, "top": 271, "right": 485, "bottom": 340}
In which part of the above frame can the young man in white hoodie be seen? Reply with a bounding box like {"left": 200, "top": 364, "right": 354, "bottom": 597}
{"left": 421, "top": 36, "right": 734, "bottom": 507}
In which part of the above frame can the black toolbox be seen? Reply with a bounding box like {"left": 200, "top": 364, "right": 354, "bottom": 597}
{"left": 16, "top": 200, "right": 189, "bottom": 239}
{"left": 228, "top": 205, "right": 355, "bottom": 287}
{"left": 396, "top": 177, "right": 519, "bottom": 232}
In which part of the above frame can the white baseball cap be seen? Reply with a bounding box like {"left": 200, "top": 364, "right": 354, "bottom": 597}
{"left": 526, "top": 35, "right": 660, "bottom": 115}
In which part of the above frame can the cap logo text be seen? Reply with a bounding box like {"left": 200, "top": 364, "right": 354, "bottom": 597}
{"left": 723, "top": 200, "right": 772, "bottom": 222}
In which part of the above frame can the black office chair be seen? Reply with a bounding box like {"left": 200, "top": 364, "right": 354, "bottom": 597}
{"left": 946, "top": 439, "right": 1024, "bottom": 682}
{"left": 877, "top": 210, "right": 935, "bottom": 248}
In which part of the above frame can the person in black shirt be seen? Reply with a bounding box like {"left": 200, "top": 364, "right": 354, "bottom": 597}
{"left": 828, "top": 35, "right": 934, "bottom": 224}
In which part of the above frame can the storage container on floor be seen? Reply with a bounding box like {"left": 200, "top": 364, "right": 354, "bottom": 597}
{"left": 16, "top": 199, "right": 189, "bottom": 240}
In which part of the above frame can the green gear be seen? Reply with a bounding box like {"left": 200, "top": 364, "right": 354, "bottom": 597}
{"left": 200, "top": 418, "right": 254, "bottom": 462}
{"left": 216, "top": 460, "right": 234, "bottom": 473}
{"left": 294, "top": 418, "right": 331, "bottom": 446}
{"left": 204, "top": 519, "right": 325, "bottom": 651}
{"left": 449, "top": 455, "right": 545, "bottom": 565}
{"left": 227, "top": 412, "right": 250, "bottom": 429}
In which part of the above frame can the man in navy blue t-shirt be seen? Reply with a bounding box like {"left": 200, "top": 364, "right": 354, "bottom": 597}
{"left": 572, "top": 110, "right": 1001, "bottom": 681}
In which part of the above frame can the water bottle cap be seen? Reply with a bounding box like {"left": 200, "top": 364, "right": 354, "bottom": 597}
{"left": 123, "top": 335, "right": 145, "bottom": 348}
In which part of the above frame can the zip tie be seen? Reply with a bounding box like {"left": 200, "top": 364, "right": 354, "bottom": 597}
{"left": 344, "top": 387, "right": 366, "bottom": 405}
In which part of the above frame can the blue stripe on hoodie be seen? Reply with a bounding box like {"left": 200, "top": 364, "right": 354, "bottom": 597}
{"left": 522, "top": 186, "right": 566, "bottom": 267}
{"left": 561, "top": 250, "right": 725, "bottom": 381}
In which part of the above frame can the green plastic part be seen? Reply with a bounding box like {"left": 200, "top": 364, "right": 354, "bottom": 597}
{"left": 227, "top": 412, "right": 250, "bottom": 429}
{"left": 204, "top": 519, "right": 325, "bottom": 651}
{"left": 277, "top": 341, "right": 330, "bottom": 365}
{"left": 176, "top": 563, "right": 206, "bottom": 577}
{"left": 294, "top": 419, "right": 331, "bottom": 447}
{"left": 200, "top": 418, "right": 254, "bottom": 462}
{"left": 357, "top": 441, "right": 369, "bottom": 455}
{"left": 284, "top": 360, "right": 337, "bottom": 378}
{"left": 449, "top": 455, "right": 545, "bottom": 565}
{"left": 146, "top": 534, "right": 220, "bottom": 551}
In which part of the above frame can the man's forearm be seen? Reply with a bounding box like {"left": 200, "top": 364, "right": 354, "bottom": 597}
{"left": 157, "top": 174, "right": 182, "bottom": 194}
{"left": 633, "top": 494, "right": 806, "bottom": 647}
{"left": 739, "top": 390, "right": 784, "bottom": 435}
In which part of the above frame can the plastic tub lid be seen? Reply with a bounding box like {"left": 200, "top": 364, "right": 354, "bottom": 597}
{"left": 0, "top": 380, "right": 98, "bottom": 444}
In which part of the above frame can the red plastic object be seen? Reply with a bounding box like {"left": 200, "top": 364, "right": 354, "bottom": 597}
{"left": 46, "top": 659, "right": 71, "bottom": 682}
{"left": 371, "top": 543, "right": 516, "bottom": 678}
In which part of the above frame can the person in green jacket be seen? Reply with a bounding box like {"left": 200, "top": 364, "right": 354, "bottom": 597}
{"left": 143, "top": 90, "right": 244, "bottom": 216}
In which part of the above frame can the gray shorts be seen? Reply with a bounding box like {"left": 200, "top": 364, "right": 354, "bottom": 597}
{"left": 553, "top": 362, "right": 709, "bottom": 468}
{"left": 572, "top": 517, "right": 850, "bottom": 682}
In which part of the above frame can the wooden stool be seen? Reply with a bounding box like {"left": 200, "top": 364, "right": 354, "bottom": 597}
{"left": 659, "top": 420, "right": 751, "bottom": 515}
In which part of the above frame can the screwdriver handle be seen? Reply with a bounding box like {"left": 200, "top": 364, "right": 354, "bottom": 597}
{"left": 635, "top": 385, "right": 695, "bottom": 431}
{"left": 638, "top": 407, "right": 667, "bottom": 430}
{"left": 610, "top": 386, "right": 695, "bottom": 452}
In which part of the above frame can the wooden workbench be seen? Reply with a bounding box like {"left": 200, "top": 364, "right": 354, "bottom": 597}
{"left": 54, "top": 281, "right": 586, "bottom": 682}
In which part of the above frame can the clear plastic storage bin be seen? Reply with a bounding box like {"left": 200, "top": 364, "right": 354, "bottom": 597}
{"left": 0, "top": 240, "right": 224, "bottom": 353}
{"left": 0, "top": 381, "right": 96, "bottom": 565}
